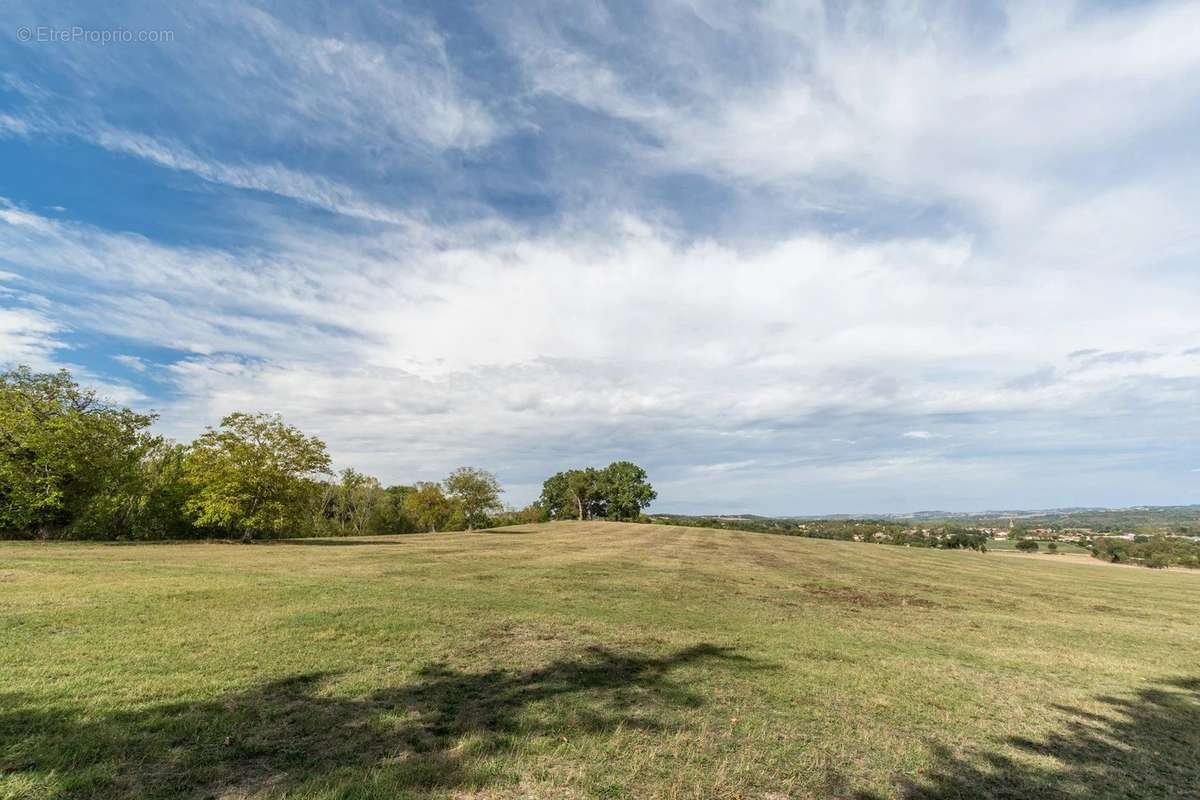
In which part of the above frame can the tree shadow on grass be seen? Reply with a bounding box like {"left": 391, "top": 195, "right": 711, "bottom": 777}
{"left": 0, "top": 643, "right": 753, "bottom": 799}
{"left": 857, "top": 676, "right": 1200, "bottom": 800}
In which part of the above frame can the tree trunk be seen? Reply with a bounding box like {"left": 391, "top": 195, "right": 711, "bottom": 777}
{"left": 575, "top": 494, "right": 584, "bottom": 520}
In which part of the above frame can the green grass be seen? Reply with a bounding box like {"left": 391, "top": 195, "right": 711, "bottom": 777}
{"left": 985, "top": 538, "right": 1091, "bottom": 554}
{"left": 1, "top": 520, "right": 1197, "bottom": 799}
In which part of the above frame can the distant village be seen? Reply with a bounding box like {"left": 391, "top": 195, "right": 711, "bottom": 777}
{"left": 652, "top": 511, "right": 1200, "bottom": 568}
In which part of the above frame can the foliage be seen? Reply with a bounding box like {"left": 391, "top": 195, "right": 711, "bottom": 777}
{"left": 318, "top": 468, "right": 387, "bottom": 536}
{"left": 487, "top": 502, "right": 550, "bottom": 528}
{"left": 540, "top": 462, "right": 655, "bottom": 522}
{"left": 123, "top": 440, "right": 197, "bottom": 539}
{"left": 597, "top": 461, "right": 657, "bottom": 521}
{"left": 540, "top": 468, "right": 601, "bottom": 520}
{"left": 0, "top": 367, "right": 522, "bottom": 540}
{"left": 444, "top": 467, "right": 503, "bottom": 530}
{"left": 183, "top": 412, "right": 332, "bottom": 540}
{"left": 403, "top": 481, "right": 454, "bottom": 533}
{"left": 373, "top": 484, "right": 419, "bottom": 533}
{"left": 0, "top": 366, "right": 158, "bottom": 538}
{"left": 1091, "top": 535, "right": 1200, "bottom": 568}
{"left": 1015, "top": 538, "right": 1039, "bottom": 552}
{"left": 940, "top": 530, "right": 989, "bottom": 551}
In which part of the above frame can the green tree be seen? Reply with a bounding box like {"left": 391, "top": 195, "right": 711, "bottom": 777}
{"left": 598, "top": 461, "right": 656, "bottom": 521}
{"left": 516, "top": 501, "right": 549, "bottom": 524}
{"left": 540, "top": 463, "right": 656, "bottom": 521}
{"left": 372, "top": 484, "right": 417, "bottom": 533}
{"left": 125, "top": 440, "right": 196, "bottom": 539}
{"left": 540, "top": 468, "right": 603, "bottom": 520}
{"left": 183, "top": 412, "right": 331, "bottom": 541}
{"left": 539, "top": 472, "right": 572, "bottom": 519}
{"left": 444, "top": 467, "right": 503, "bottom": 531}
{"left": 1016, "top": 538, "right": 1039, "bottom": 552}
{"left": 489, "top": 501, "right": 550, "bottom": 527}
{"left": 324, "top": 468, "right": 385, "bottom": 535}
{"left": 0, "top": 366, "right": 157, "bottom": 538}
{"left": 403, "top": 481, "right": 453, "bottom": 533}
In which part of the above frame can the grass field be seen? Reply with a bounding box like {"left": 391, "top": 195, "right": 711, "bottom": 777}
{"left": 984, "top": 538, "right": 1091, "bottom": 554}
{"left": 2, "top": 521, "right": 1198, "bottom": 799}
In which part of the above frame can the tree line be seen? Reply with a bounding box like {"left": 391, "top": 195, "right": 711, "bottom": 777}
{"left": 1090, "top": 535, "right": 1200, "bottom": 569}
{"left": 0, "top": 366, "right": 654, "bottom": 540}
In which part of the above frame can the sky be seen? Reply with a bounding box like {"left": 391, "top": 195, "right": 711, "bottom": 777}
{"left": 1, "top": 0, "right": 1198, "bottom": 515}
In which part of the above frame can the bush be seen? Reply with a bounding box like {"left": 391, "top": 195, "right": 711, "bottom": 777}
{"left": 1015, "top": 539, "right": 1039, "bottom": 552}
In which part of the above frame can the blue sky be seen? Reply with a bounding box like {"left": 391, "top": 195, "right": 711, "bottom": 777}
{"left": 1, "top": 0, "right": 1198, "bottom": 514}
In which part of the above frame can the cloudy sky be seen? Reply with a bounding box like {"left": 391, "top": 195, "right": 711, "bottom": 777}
{"left": 1, "top": 1, "right": 1198, "bottom": 514}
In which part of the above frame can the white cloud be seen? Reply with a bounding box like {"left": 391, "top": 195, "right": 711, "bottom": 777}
{"left": 2, "top": 197, "right": 1197, "bottom": 508}
{"left": 0, "top": 305, "right": 63, "bottom": 370}
{"left": 112, "top": 354, "right": 148, "bottom": 372}
{"left": 89, "top": 128, "right": 415, "bottom": 225}
{"left": 2, "top": 1, "right": 1199, "bottom": 511}
{"left": 503, "top": 1, "right": 1200, "bottom": 257}
{"left": 1, "top": 3, "right": 498, "bottom": 223}
{"left": 18, "top": 4, "right": 497, "bottom": 156}
{"left": 0, "top": 113, "right": 31, "bottom": 138}
{"left": 219, "top": 5, "right": 498, "bottom": 152}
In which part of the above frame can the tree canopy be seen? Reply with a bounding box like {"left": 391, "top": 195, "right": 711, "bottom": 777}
{"left": 403, "top": 481, "right": 454, "bottom": 533}
{"left": 540, "top": 462, "right": 655, "bottom": 522}
{"left": 598, "top": 461, "right": 657, "bottom": 521}
{"left": 0, "top": 366, "right": 554, "bottom": 541}
{"left": 444, "top": 467, "right": 503, "bottom": 531}
{"left": 183, "top": 412, "right": 332, "bottom": 540}
{"left": 0, "top": 366, "right": 158, "bottom": 538}
{"left": 323, "top": 468, "right": 386, "bottom": 535}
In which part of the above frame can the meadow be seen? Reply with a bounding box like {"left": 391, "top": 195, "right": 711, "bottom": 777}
{"left": 984, "top": 538, "right": 1091, "bottom": 554}
{"left": 1, "top": 521, "right": 1197, "bottom": 799}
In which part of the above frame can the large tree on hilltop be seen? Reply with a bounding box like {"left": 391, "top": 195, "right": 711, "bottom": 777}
{"left": 541, "top": 467, "right": 604, "bottom": 520}
{"left": 598, "top": 461, "right": 657, "bottom": 520}
{"left": 540, "top": 462, "right": 655, "bottom": 521}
